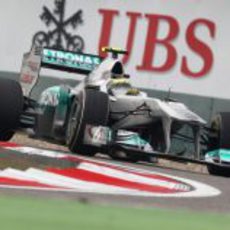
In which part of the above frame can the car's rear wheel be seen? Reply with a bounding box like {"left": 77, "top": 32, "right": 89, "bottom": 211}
{"left": 0, "top": 78, "right": 23, "bottom": 141}
{"left": 207, "top": 112, "right": 230, "bottom": 175}
{"left": 66, "top": 89, "right": 109, "bottom": 156}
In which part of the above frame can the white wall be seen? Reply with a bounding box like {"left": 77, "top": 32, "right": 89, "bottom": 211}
{"left": 0, "top": 0, "right": 229, "bottom": 99}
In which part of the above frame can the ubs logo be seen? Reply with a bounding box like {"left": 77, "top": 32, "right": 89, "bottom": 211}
{"left": 32, "top": 0, "right": 85, "bottom": 52}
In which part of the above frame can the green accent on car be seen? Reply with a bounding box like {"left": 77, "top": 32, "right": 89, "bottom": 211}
{"left": 123, "top": 134, "right": 148, "bottom": 147}
{"left": 206, "top": 149, "right": 230, "bottom": 162}
{"left": 39, "top": 86, "right": 70, "bottom": 107}
{"left": 117, "top": 131, "right": 152, "bottom": 150}
{"left": 38, "top": 85, "right": 71, "bottom": 127}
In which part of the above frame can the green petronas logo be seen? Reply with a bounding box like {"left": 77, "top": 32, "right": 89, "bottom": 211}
{"left": 42, "top": 48, "right": 102, "bottom": 71}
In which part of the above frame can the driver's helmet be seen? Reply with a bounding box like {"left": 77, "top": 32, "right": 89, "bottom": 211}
{"left": 110, "top": 71, "right": 130, "bottom": 88}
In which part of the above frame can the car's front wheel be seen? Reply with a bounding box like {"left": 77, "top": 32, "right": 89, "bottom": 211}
{"left": 66, "top": 89, "right": 109, "bottom": 156}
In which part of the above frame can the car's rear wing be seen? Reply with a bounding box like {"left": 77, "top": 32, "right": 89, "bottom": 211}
{"left": 42, "top": 48, "right": 103, "bottom": 74}
{"left": 20, "top": 45, "right": 103, "bottom": 97}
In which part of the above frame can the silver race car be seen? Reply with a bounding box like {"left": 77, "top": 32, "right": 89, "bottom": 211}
{"left": 1, "top": 45, "right": 230, "bottom": 175}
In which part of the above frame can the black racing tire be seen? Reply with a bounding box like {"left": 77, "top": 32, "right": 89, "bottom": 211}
{"left": 207, "top": 164, "right": 230, "bottom": 177}
{"left": 66, "top": 89, "right": 109, "bottom": 156}
{"left": 207, "top": 113, "right": 230, "bottom": 176}
{"left": 208, "top": 112, "right": 230, "bottom": 150}
{"left": 0, "top": 78, "right": 23, "bottom": 141}
{"left": 0, "top": 130, "right": 15, "bottom": 141}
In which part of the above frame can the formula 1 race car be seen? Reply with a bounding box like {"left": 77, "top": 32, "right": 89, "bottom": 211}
{"left": 1, "top": 45, "right": 230, "bottom": 176}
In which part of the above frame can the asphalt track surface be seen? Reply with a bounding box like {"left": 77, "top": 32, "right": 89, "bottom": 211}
{"left": 0, "top": 145, "right": 229, "bottom": 214}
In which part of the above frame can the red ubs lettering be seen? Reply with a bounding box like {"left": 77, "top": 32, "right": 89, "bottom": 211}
{"left": 98, "top": 9, "right": 216, "bottom": 78}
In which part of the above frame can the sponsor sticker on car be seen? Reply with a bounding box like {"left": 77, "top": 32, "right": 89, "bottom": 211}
{"left": 84, "top": 125, "right": 111, "bottom": 146}
{"left": 42, "top": 48, "right": 102, "bottom": 72}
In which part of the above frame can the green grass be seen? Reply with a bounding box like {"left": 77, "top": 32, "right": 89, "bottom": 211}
{"left": 0, "top": 195, "right": 229, "bottom": 230}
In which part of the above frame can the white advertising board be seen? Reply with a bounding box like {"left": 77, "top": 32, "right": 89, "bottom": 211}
{"left": 0, "top": 0, "right": 229, "bottom": 98}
